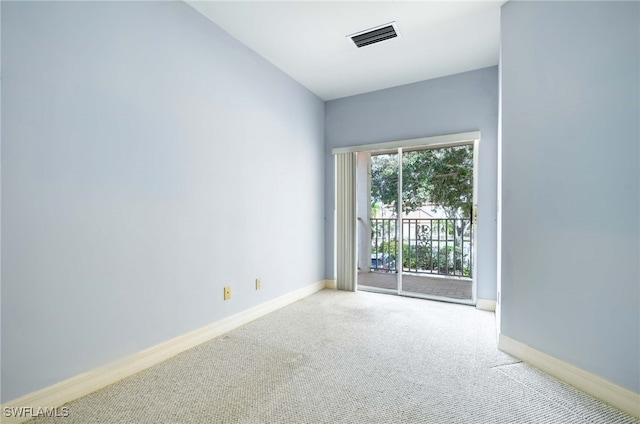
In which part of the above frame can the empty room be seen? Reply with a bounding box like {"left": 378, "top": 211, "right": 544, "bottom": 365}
{"left": 2, "top": 1, "right": 638, "bottom": 423}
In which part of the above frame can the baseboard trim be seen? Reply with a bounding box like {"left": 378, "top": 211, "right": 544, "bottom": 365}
{"left": 1, "top": 280, "right": 327, "bottom": 424}
{"left": 324, "top": 279, "right": 336, "bottom": 289}
{"left": 498, "top": 334, "right": 640, "bottom": 418}
{"left": 475, "top": 298, "right": 496, "bottom": 312}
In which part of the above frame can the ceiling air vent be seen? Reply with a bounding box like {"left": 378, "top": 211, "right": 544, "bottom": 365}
{"left": 348, "top": 22, "right": 400, "bottom": 48}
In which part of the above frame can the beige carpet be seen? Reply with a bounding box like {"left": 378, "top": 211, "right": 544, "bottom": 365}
{"left": 27, "top": 290, "right": 638, "bottom": 423}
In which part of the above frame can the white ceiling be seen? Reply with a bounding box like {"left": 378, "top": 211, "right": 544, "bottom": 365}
{"left": 186, "top": 1, "right": 505, "bottom": 101}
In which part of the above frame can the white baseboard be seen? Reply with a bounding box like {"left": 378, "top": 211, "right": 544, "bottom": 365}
{"left": 1, "top": 280, "right": 327, "bottom": 424}
{"left": 498, "top": 334, "right": 640, "bottom": 418}
{"left": 324, "top": 279, "right": 336, "bottom": 289}
{"left": 475, "top": 298, "right": 496, "bottom": 312}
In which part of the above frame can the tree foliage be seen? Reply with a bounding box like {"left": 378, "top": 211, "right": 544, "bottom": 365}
{"left": 371, "top": 145, "right": 473, "bottom": 218}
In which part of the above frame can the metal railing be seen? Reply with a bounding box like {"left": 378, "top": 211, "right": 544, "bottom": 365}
{"left": 370, "top": 217, "right": 472, "bottom": 277}
{"left": 370, "top": 218, "right": 398, "bottom": 272}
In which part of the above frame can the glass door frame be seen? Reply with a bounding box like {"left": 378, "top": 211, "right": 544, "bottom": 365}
{"left": 339, "top": 132, "right": 480, "bottom": 306}
{"left": 396, "top": 143, "right": 477, "bottom": 306}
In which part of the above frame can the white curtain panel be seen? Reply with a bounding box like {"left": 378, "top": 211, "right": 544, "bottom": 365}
{"left": 335, "top": 153, "right": 357, "bottom": 291}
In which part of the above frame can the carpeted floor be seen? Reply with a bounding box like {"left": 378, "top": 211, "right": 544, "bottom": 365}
{"left": 28, "top": 290, "right": 638, "bottom": 423}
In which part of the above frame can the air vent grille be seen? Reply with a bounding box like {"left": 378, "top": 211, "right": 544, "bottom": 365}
{"left": 350, "top": 23, "right": 398, "bottom": 48}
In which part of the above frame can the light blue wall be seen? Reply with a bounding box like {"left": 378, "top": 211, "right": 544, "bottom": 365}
{"left": 1, "top": 1, "right": 324, "bottom": 402}
{"left": 500, "top": 1, "right": 639, "bottom": 392}
{"left": 325, "top": 67, "right": 499, "bottom": 301}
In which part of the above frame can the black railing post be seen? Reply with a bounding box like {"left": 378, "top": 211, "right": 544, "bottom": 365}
{"left": 453, "top": 219, "right": 457, "bottom": 275}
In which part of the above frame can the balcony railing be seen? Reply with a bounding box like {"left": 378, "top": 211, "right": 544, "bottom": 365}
{"left": 370, "top": 218, "right": 472, "bottom": 278}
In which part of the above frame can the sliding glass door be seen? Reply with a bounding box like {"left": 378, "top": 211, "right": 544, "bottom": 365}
{"left": 399, "top": 146, "right": 474, "bottom": 302}
{"left": 357, "top": 142, "right": 476, "bottom": 305}
{"left": 358, "top": 151, "right": 399, "bottom": 292}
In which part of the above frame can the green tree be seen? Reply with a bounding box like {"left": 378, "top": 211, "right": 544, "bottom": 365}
{"left": 371, "top": 145, "right": 473, "bottom": 219}
{"left": 370, "top": 153, "right": 399, "bottom": 217}
{"left": 371, "top": 145, "right": 473, "bottom": 268}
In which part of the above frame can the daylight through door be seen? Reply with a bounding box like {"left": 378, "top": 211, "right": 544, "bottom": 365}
{"left": 357, "top": 143, "right": 475, "bottom": 304}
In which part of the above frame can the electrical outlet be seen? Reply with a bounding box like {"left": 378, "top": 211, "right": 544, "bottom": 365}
{"left": 256, "top": 278, "right": 261, "bottom": 290}
{"left": 224, "top": 286, "right": 231, "bottom": 300}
